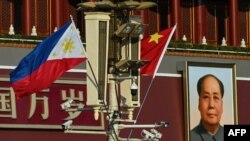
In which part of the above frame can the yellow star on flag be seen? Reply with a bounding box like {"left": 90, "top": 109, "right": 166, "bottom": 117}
{"left": 149, "top": 32, "right": 163, "bottom": 44}
{"left": 52, "top": 52, "right": 57, "bottom": 57}
{"left": 62, "top": 39, "right": 74, "bottom": 53}
{"left": 70, "top": 25, "right": 75, "bottom": 30}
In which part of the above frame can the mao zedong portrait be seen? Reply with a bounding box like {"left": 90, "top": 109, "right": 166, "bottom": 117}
{"left": 190, "top": 74, "right": 224, "bottom": 141}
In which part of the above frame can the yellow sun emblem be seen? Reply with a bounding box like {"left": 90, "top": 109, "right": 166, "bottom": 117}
{"left": 62, "top": 39, "right": 74, "bottom": 53}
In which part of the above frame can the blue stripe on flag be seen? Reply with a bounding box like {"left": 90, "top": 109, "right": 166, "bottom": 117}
{"left": 10, "top": 21, "right": 72, "bottom": 83}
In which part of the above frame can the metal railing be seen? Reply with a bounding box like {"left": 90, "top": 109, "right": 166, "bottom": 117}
{"left": 167, "top": 47, "right": 250, "bottom": 56}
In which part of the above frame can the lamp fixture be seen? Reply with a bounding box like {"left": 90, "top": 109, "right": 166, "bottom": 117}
{"left": 77, "top": 1, "right": 157, "bottom": 11}
{"left": 130, "top": 24, "right": 147, "bottom": 37}
{"left": 135, "top": 2, "right": 157, "bottom": 10}
{"left": 115, "top": 23, "right": 148, "bottom": 38}
{"left": 114, "top": 59, "right": 149, "bottom": 73}
{"left": 118, "top": 1, "right": 140, "bottom": 9}
{"left": 114, "top": 23, "right": 134, "bottom": 37}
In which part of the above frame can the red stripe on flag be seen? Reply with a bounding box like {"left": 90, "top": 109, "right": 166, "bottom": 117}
{"left": 12, "top": 58, "right": 86, "bottom": 97}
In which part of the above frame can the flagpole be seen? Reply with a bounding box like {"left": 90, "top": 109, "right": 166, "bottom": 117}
{"left": 127, "top": 77, "right": 155, "bottom": 140}
{"left": 151, "top": 24, "right": 176, "bottom": 79}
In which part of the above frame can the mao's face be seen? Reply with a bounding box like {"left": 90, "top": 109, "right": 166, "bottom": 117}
{"left": 198, "top": 76, "right": 223, "bottom": 127}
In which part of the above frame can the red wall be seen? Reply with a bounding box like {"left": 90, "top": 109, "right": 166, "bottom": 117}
{"left": 1, "top": 75, "right": 250, "bottom": 141}
{"left": 120, "top": 76, "right": 185, "bottom": 141}
{"left": 237, "top": 80, "right": 250, "bottom": 124}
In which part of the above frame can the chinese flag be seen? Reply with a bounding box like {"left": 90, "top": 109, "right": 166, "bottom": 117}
{"left": 140, "top": 25, "right": 176, "bottom": 78}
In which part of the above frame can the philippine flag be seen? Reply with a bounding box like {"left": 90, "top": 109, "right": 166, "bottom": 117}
{"left": 10, "top": 20, "right": 87, "bottom": 98}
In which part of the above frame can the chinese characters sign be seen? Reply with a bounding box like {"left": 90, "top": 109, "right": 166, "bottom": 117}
{"left": 0, "top": 71, "right": 104, "bottom": 130}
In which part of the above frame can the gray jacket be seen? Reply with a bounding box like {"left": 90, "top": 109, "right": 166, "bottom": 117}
{"left": 190, "top": 121, "right": 224, "bottom": 141}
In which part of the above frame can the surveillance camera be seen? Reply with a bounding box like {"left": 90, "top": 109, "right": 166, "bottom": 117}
{"left": 130, "top": 80, "right": 138, "bottom": 96}
{"left": 142, "top": 129, "right": 155, "bottom": 140}
{"left": 160, "top": 121, "right": 169, "bottom": 128}
{"left": 61, "top": 99, "right": 74, "bottom": 110}
{"left": 112, "top": 110, "right": 120, "bottom": 119}
{"left": 150, "top": 129, "right": 162, "bottom": 139}
{"left": 62, "top": 120, "right": 73, "bottom": 130}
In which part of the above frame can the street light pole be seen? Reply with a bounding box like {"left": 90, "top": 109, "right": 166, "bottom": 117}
{"left": 63, "top": 1, "right": 167, "bottom": 141}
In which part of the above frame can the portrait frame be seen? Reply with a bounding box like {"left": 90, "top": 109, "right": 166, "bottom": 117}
{"left": 183, "top": 61, "right": 238, "bottom": 141}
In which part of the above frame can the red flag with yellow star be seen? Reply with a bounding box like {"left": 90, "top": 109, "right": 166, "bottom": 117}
{"left": 140, "top": 25, "right": 176, "bottom": 78}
